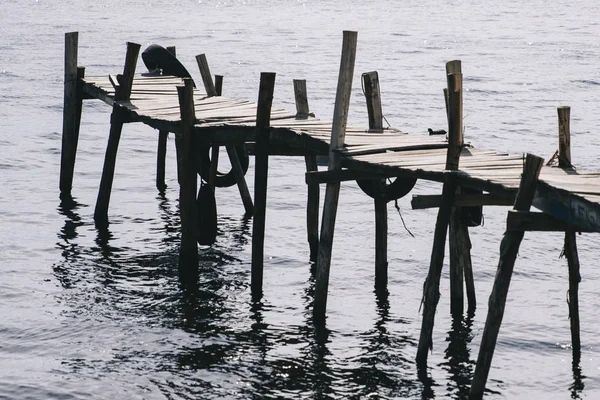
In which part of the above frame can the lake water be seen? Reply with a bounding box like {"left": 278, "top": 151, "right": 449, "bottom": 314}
{"left": 1, "top": 0, "right": 600, "bottom": 398}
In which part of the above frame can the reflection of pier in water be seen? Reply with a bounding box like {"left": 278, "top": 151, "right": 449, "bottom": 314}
{"left": 59, "top": 30, "right": 600, "bottom": 397}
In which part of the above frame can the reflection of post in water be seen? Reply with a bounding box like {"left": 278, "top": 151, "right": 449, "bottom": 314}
{"left": 302, "top": 275, "right": 335, "bottom": 399}
{"left": 156, "top": 193, "right": 180, "bottom": 246}
{"left": 570, "top": 355, "right": 585, "bottom": 399}
{"left": 442, "top": 315, "right": 475, "bottom": 399}
{"left": 55, "top": 197, "right": 85, "bottom": 288}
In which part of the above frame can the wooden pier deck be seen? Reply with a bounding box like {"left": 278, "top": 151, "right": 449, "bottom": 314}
{"left": 61, "top": 31, "right": 600, "bottom": 399}
{"left": 80, "top": 73, "right": 600, "bottom": 231}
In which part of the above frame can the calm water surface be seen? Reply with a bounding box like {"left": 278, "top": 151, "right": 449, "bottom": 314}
{"left": 1, "top": 0, "right": 600, "bottom": 398}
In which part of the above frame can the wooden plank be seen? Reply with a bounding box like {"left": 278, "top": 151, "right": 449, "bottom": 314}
{"left": 506, "top": 210, "right": 597, "bottom": 232}
{"left": 411, "top": 193, "right": 515, "bottom": 209}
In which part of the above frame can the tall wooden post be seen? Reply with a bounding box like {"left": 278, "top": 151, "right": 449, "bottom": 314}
{"left": 156, "top": 46, "right": 176, "bottom": 192}
{"left": 215, "top": 75, "right": 224, "bottom": 96}
{"left": 558, "top": 106, "right": 581, "bottom": 359}
{"left": 94, "top": 41, "right": 141, "bottom": 227}
{"left": 60, "top": 32, "right": 84, "bottom": 199}
{"left": 416, "top": 70, "right": 463, "bottom": 367}
{"left": 294, "top": 79, "right": 319, "bottom": 263}
{"left": 362, "top": 71, "right": 388, "bottom": 290}
{"left": 469, "top": 154, "right": 545, "bottom": 400}
{"left": 313, "top": 30, "right": 358, "bottom": 324}
{"left": 177, "top": 78, "right": 199, "bottom": 284}
{"left": 251, "top": 72, "right": 276, "bottom": 300}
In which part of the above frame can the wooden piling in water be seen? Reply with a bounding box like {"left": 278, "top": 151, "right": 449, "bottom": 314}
{"left": 215, "top": 75, "right": 224, "bottom": 96}
{"left": 416, "top": 70, "right": 464, "bottom": 367}
{"left": 251, "top": 72, "right": 276, "bottom": 300}
{"left": 177, "top": 78, "right": 200, "bottom": 283}
{"left": 469, "top": 153, "right": 545, "bottom": 400}
{"left": 60, "top": 32, "right": 83, "bottom": 199}
{"left": 313, "top": 30, "right": 358, "bottom": 324}
{"left": 156, "top": 46, "right": 176, "bottom": 192}
{"left": 362, "top": 71, "right": 388, "bottom": 290}
{"left": 294, "top": 79, "right": 319, "bottom": 263}
{"left": 558, "top": 106, "right": 581, "bottom": 359}
{"left": 94, "top": 41, "right": 141, "bottom": 227}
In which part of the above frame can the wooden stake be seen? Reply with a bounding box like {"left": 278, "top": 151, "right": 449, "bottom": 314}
{"left": 251, "top": 72, "right": 276, "bottom": 300}
{"left": 416, "top": 70, "right": 464, "bottom": 366}
{"left": 94, "top": 41, "right": 140, "bottom": 227}
{"left": 558, "top": 106, "right": 581, "bottom": 359}
{"left": 313, "top": 30, "right": 358, "bottom": 324}
{"left": 196, "top": 54, "right": 218, "bottom": 97}
{"left": 215, "top": 75, "right": 224, "bottom": 96}
{"left": 469, "top": 153, "right": 544, "bottom": 400}
{"left": 156, "top": 46, "right": 176, "bottom": 192}
{"left": 60, "top": 32, "right": 82, "bottom": 198}
{"left": 177, "top": 78, "right": 199, "bottom": 284}
{"left": 362, "top": 71, "right": 388, "bottom": 290}
{"left": 294, "top": 79, "right": 320, "bottom": 262}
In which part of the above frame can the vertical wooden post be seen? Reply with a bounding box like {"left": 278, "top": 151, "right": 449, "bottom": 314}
{"left": 294, "top": 79, "right": 320, "bottom": 263}
{"left": 94, "top": 41, "right": 141, "bottom": 227}
{"left": 60, "top": 32, "right": 83, "bottom": 198}
{"left": 558, "top": 106, "right": 581, "bottom": 359}
{"left": 156, "top": 46, "right": 176, "bottom": 192}
{"left": 195, "top": 54, "right": 218, "bottom": 97}
{"left": 251, "top": 72, "right": 276, "bottom": 300}
{"left": 362, "top": 71, "right": 388, "bottom": 290}
{"left": 313, "top": 30, "right": 358, "bottom": 324}
{"left": 469, "top": 154, "right": 544, "bottom": 400}
{"left": 416, "top": 70, "right": 463, "bottom": 366}
{"left": 177, "top": 78, "right": 199, "bottom": 283}
{"left": 215, "top": 75, "right": 224, "bottom": 96}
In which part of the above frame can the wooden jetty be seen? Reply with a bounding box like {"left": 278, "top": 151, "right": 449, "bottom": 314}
{"left": 60, "top": 31, "right": 600, "bottom": 398}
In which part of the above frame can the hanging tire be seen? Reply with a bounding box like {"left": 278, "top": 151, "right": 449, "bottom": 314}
{"left": 356, "top": 176, "right": 417, "bottom": 202}
{"left": 198, "top": 145, "right": 250, "bottom": 188}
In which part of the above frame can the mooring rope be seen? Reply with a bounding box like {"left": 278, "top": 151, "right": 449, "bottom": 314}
{"left": 393, "top": 195, "right": 415, "bottom": 238}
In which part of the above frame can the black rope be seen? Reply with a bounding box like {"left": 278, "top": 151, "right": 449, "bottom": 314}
{"left": 394, "top": 198, "right": 415, "bottom": 238}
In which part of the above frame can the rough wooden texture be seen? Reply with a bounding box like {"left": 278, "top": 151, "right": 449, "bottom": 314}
{"left": 196, "top": 54, "right": 218, "bottom": 97}
{"left": 60, "top": 32, "right": 80, "bottom": 198}
{"left": 314, "top": 31, "right": 358, "bottom": 324}
{"left": 156, "top": 46, "right": 176, "bottom": 192}
{"left": 415, "top": 174, "right": 458, "bottom": 367}
{"left": 251, "top": 72, "right": 276, "bottom": 300}
{"left": 506, "top": 210, "right": 596, "bottom": 232}
{"left": 362, "top": 71, "right": 388, "bottom": 290}
{"left": 215, "top": 75, "right": 223, "bottom": 96}
{"left": 293, "top": 79, "right": 310, "bottom": 116}
{"left": 177, "top": 78, "right": 199, "bottom": 284}
{"left": 558, "top": 106, "right": 581, "bottom": 360}
{"left": 94, "top": 41, "right": 140, "bottom": 227}
{"left": 469, "top": 153, "right": 544, "bottom": 400}
{"left": 412, "top": 193, "right": 514, "bottom": 209}
{"left": 305, "top": 155, "right": 320, "bottom": 263}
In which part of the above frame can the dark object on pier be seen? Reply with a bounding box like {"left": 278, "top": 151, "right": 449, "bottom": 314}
{"left": 198, "top": 145, "right": 250, "bottom": 188}
{"left": 356, "top": 176, "right": 417, "bottom": 202}
{"left": 428, "top": 128, "right": 447, "bottom": 135}
{"left": 141, "top": 44, "right": 196, "bottom": 87}
{"left": 196, "top": 180, "right": 217, "bottom": 245}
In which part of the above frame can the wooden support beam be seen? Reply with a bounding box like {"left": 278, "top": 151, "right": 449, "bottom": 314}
{"left": 469, "top": 153, "right": 544, "bottom": 400}
{"left": 226, "top": 145, "right": 254, "bottom": 216}
{"left": 306, "top": 169, "right": 393, "bottom": 185}
{"left": 411, "top": 193, "right": 514, "bottom": 209}
{"left": 416, "top": 69, "right": 464, "bottom": 367}
{"left": 156, "top": 45, "right": 176, "bottom": 192}
{"left": 558, "top": 106, "right": 581, "bottom": 361}
{"left": 294, "top": 79, "right": 319, "bottom": 262}
{"left": 251, "top": 72, "right": 276, "bottom": 300}
{"left": 362, "top": 71, "right": 388, "bottom": 290}
{"left": 215, "top": 75, "right": 223, "bottom": 96}
{"left": 177, "top": 78, "right": 199, "bottom": 285}
{"left": 445, "top": 60, "right": 476, "bottom": 314}
{"left": 507, "top": 210, "right": 596, "bottom": 232}
{"left": 314, "top": 30, "right": 358, "bottom": 324}
{"left": 60, "top": 32, "right": 82, "bottom": 198}
{"left": 94, "top": 41, "right": 141, "bottom": 227}
{"left": 196, "top": 54, "right": 218, "bottom": 97}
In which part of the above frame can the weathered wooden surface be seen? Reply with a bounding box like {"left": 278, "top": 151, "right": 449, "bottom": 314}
{"left": 251, "top": 72, "right": 276, "bottom": 300}
{"left": 314, "top": 30, "right": 358, "bottom": 324}
{"left": 469, "top": 153, "right": 544, "bottom": 400}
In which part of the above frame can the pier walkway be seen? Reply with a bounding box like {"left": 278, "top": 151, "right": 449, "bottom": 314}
{"left": 60, "top": 31, "right": 600, "bottom": 399}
